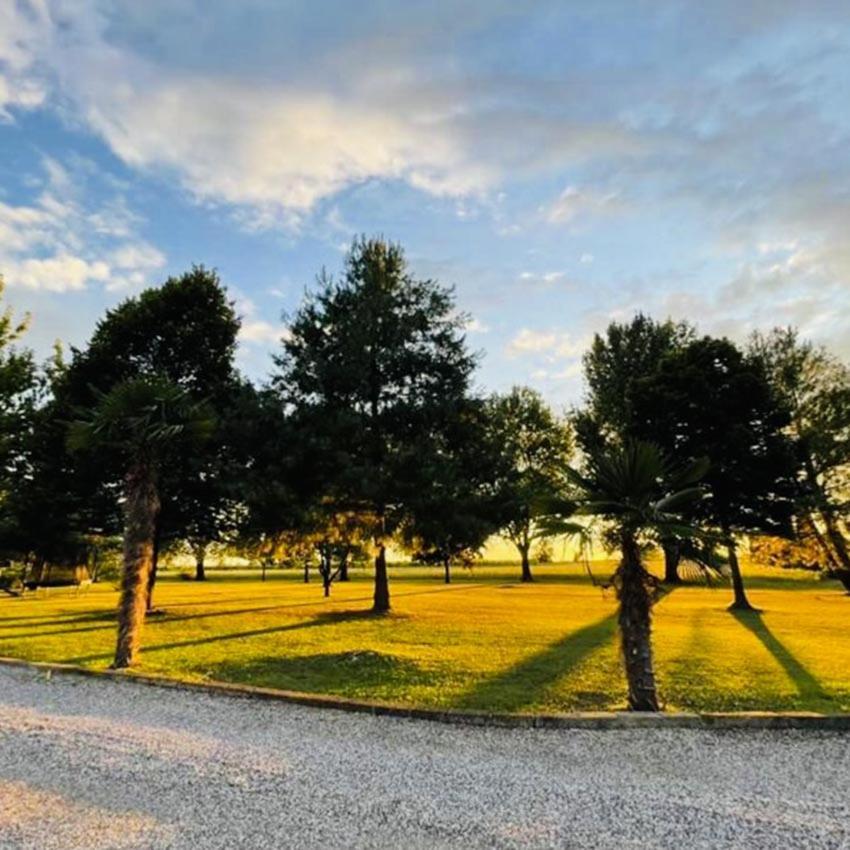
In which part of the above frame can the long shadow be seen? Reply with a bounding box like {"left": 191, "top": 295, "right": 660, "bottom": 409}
{"left": 63, "top": 608, "right": 391, "bottom": 665}
{"left": 0, "top": 582, "right": 493, "bottom": 640}
{"left": 454, "top": 612, "right": 618, "bottom": 713}
{"left": 731, "top": 610, "right": 827, "bottom": 701}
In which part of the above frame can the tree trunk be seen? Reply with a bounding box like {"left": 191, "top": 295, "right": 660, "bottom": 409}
{"left": 519, "top": 545, "right": 533, "bottom": 582}
{"left": 806, "top": 512, "right": 842, "bottom": 571}
{"left": 114, "top": 465, "right": 160, "bottom": 669}
{"left": 338, "top": 557, "right": 349, "bottom": 582}
{"left": 662, "top": 539, "right": 681, "bottom": 584}
{"left": 443, "top": 556, "right": 451, "bottom": 584}
{"left": 725, "top": 531, "right": 754, "bottom": 611}
{"left": 303, "top": 559, "right": 310, "bottom": 583}
{"left": 34, "top": 556, "right": 47, "bottom": 586}
{"left": 145, "top": 519, "right": 161, "bottom": 613}
{"left": 373, "top": 544, "right": 390, "bottom": 613}
{"left": 618, "top": 532, "right": 659, "bottom": 711}
{"left": 821, "top": 508, "right": 850, "bottom": 570}
{"left": 193, "top": 542, "right": 207, "bottom": 581}
{"left": 261, "top": 558, "right": 267, "bottom": 582}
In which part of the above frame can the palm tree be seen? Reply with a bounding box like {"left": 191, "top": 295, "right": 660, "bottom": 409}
{"left": 566, "top": 441, "right": 708, "bottom": 711}
{"left": 67, "top": 376, "right": 213, "bottom": 668}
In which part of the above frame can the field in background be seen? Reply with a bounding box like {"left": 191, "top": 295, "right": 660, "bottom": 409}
{"left": 1, "top": 562, "right": 847, "bottom": 713}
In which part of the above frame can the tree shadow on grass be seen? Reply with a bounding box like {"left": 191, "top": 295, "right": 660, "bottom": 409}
{"left": 212, "top": 650, "right": 435, "bottom": 695}
{"left": 453, "top": 612, "right": 618, "bottom": 713}
{"left": 731, "top": 610, "right": 827, "bottom": 702}
{"left": 64, "top": 608, "right": 396, "bottom": 665}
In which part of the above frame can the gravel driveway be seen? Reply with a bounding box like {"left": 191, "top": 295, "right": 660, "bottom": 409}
{"left": 0, "top": 665, "right": 848, "bottom": 850}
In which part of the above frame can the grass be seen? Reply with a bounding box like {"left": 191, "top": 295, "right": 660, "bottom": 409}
{"left": 1, "top": 561, "right": 848, "bottom": 713}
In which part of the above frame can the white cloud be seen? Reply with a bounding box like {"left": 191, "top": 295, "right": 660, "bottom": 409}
{"left": 110, "top": 243, "right": 166, "bottom": 272}
{"left": 0, "top": 0, "right": 48, "bottom": 119}
{"left": 542, "top": 185, "right": 623, "bottom": 225}
{"left": 239, "top": 320, "right": 284, "bottom": 345}
{"left": 506, "top": 328, "right": 585, "bottom": 360}
{"left": 580, "top": 253, "right": 594, "bottom": 264}
{"left": 0, "top": 157, "right": 165, "bottom": 294}
{"left": 12, "top": 254, "right": 108, "bottom": 291}
{"left": 518, "top": 270, "right": 567, "bottom": 286}
{"left": 464, "top": 317, "right": 490, "bottom": 333}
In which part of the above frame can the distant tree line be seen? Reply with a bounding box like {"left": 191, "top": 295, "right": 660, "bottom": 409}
{"left": 1, "top": 237, "right": 848, "bottom": 710}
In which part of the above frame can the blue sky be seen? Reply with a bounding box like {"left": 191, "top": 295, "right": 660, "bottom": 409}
{"left": 2, "top": 0, "right": 849, "bottom": 405}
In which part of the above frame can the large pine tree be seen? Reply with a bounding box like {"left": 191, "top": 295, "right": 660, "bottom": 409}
{"left": 275, "top": 237, "right": 476, "bottom": 612}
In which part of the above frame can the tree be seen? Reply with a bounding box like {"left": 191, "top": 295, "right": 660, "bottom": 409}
{"left": 631, "top": 337, "right": 798, "bottom": 610}
{"left": 0, "top": 277, "right": 37, "bottom": 536}
{"left": 401, "top": 401, "right": 505, "bottom": 583}
{"left": 567, "top": 441, "right": 708, "bottom": 711}
{"left": 275, "top": 237, "right": 476, "bottom": 613}
{"left": 577, "top": 313, "right": 694, "bottom": 583}
{"left": 55, "top": 266, "right": 241, "bottom": 606}
{"left": 67, "top": 376, "right": 214, "bottom": 668}
{"left": 487, "top": 387, "right": 574, "bottom": 582}
{"left": 749, "top": 328, "right": 850, "bottom": 591}
{"left": 311, "top": 510, "right": 370, "bottom": 597}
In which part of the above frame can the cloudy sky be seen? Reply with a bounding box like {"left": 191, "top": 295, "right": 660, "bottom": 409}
{"left": 2, "top": 0, "right": 849, "bottom": 405}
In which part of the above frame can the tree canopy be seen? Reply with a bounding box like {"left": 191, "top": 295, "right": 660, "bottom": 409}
{"left": 274, "top": 236, "right": 477, "bottom": 611}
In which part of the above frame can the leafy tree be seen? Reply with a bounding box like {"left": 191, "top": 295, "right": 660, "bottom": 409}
{"left": 0, "top": 277, "right": 37, "bottom": 484}
{"left": 230, "top": 382, "right": 337, "bottom": 585}
{"left": 311, "top": 510, "right": 370, "bottom": 596}
{"left": 68, "top": 377, "right": 214, "bottom": 668}
{"left": 0, "top": 278, "right": 37, "bottom": 538}
{"left": 275, "top": 237, "right": 476, "bottom": 612}
{"left": 749, "top": 328, "right": 850, "bottom": 591}
{"left": 577, "top": 313, "right": 694, "bottom": 582}
{"left": 631, "top": 337, "right": 798, "bottom": 610}
{"left": 54, "top": 266, "right": 241, "bottom": 603}
{"left": 401, "top": 401, "right": 505, "bottom": 583}
{"left": 486, "top": 387, "right": 574, "bottom": 582}
{"left": 567, "top": 441, "right": 708, "bottom": 710}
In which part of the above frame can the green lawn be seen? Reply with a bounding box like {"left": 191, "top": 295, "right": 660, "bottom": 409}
{"left": 1, "top": 562, "right": 848, "bottom": 713}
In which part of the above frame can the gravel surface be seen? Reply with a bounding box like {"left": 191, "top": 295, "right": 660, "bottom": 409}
{"left": 0, "top": 666, "right": 848, "bottom": 849}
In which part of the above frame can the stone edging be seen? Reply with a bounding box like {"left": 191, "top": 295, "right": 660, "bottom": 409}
{"left": 1, "top": 655, "right": 849, "bottom": 731}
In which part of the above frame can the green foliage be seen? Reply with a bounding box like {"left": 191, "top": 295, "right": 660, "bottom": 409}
{"left": 67, "top": 376, "right": 215, "bottom": 466}
{"left": 486, "top": 386, "right": 575, "bottom": 577}
{"left": 568, "top": 440, "right": 707, "bottom": 542}
{"left": 577, "top": 313, "right": 694, "bottom": 450}
{"left": 750, "top": 327, "right": 850, "bottom": 573}
{"left": 26, "top": 267, "right": 243, "bottom": 563}
{"left": 631, "top": 336, "right": 798, "bottom": 538}
{"left": 401, "top": 400, "right": 506, "bottom": 570}
{"left": 275, "top": 237, "right": 477, "bottom": 605}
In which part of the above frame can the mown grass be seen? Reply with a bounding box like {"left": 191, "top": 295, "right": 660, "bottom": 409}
{"left": 0, "top": 561, "right": 847, "bottom": 713}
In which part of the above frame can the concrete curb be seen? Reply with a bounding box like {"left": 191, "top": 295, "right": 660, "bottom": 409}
{"left": 1, "top": 655, "right": 849, "bottom": 731}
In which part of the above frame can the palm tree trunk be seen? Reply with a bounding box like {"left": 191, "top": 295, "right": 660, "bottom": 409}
{"left": 114, "top": 464, "right": 160, "bottom": 669}
{"left": 618, "top": 532, "right": 659, "bottom": 711}
{"left": 662, "top": 539, "right": 681, "bottom": 584}
{"left": 145, "top": 519, "right": 161, "bottom": 612}
{"left": 724, "top": 529, "right": 754, "bottom": 611}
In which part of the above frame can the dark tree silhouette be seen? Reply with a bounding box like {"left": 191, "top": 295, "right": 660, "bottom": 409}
{"left": 275, "top": 237, "right": 476, "bottom": 612}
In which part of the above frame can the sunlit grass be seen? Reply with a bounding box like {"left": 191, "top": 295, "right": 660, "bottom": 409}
{"left": 0, "top": 561, "right": 847, "bottom": 713}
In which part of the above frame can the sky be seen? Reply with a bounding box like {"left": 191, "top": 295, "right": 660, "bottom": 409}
{"left": 2, "top": 0, "right": 849, "bottom": 407}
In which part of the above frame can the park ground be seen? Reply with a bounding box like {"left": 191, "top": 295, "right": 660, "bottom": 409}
{"left": 0, "top": 562, "right": 848, "bottom": 714}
